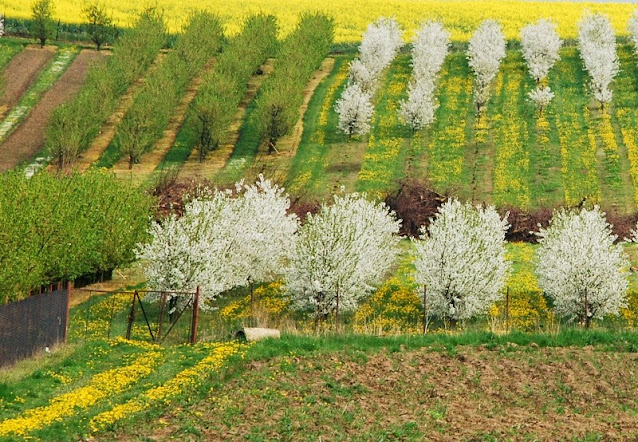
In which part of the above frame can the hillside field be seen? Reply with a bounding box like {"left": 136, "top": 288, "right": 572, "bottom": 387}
{"left": 1, "top": 332, "right": 637, "bottom": 440}
{"left": 1, "top": 0, "right": 637, "bottom": 41}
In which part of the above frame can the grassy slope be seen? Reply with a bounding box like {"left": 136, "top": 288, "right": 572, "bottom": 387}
{"left": 280, "top": 43, "right": 638, "bottom": 213}
{"left": 1, "top": 331, "right": 636, "bottom": 440}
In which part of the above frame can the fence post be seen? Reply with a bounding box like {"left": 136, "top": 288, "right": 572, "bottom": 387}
{"left": 505, "top": 286, "right": 510, "bottom": 334}
{"left": 422, "top": 285, "right": 428, "bottom": 335}
{"left": 64, "top": 280, "right": 73, "bottom": 343}
{"left": 190, "top": 287, "right": 200, "bottom": 344}
{"left": 126, "top": 291, "right": 137, "bottom": 340}
{"left": 157, "top": 292, "right": 167, "bottom": 341}
{"left": 335, "top": 290, "right": 339, "bottom": 332}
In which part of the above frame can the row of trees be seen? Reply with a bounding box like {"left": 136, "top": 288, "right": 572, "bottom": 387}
{"left": 578, "top": 13, "right": 619, "bottom": 110}
{"left": 399, "top": 21, "right": 450, "bottom": 132}
{"left": 139, "top": 177, "right": 632, "bottom": 328}
{"left": 0, "top": 171, "right": 153, "bottom": 302}
{"left": 45, "top": 8, "right": 166, "bottom": 169}
{"left": 190, "top": 14, "right": 278, "bottom": 162}
{"left": 115, "top": 12, "right": 224, "bottom": 168}
{"left": 521, "top": 19, "right": 562, "bottom": 113}
{"left": 255, "top": 13, "right": 334, "bottom": 153}
{"left": 467, "top": 19, "right": 506, "bottom": 119}
{"left": 28, "top": 0, "right": 116, "bottom": 49}
{"left": 336, "top": 17, "right": 403, "bottom": 137}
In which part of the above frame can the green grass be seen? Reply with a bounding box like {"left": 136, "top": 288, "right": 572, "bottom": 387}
{"left": 356, "top": 54, "right": 413, "bottom": 197}
{"left": 286, "top": 55, "right": 350, "bottom": 196}
{"left": 213, "top": 90, "right": 264, "bottom": 185}
{"left": 0, "top": 39, "right": 27, "bottom": 72}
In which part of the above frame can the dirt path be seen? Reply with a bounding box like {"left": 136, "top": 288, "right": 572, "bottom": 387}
{"left": 178, "top": 58, "right": 276, "bottom": 179}
{"left": 74, "top": 53, "right": 166, "bottom": 173}
{"left": 0, "top": 46, "right": 55, "bottom": 119}
{"left": 0, "top": 50, "right": 105, "bottom": 172}
{"left": 112, "top": 59, "right": 217, "bottom": 183}
{"left": 245, "top": 58, "right": 336, "bottom": 181}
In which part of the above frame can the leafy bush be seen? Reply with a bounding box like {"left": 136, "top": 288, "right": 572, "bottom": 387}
{"left": 0, "top": 170, "right": 154, "bottom": 302}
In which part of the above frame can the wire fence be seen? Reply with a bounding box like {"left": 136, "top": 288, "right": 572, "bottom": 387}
{"left": 0, "top": 287, "right": 69, "bottom": 368}
{"left": 67, "top": 288, "right": 200, "bottom": 345}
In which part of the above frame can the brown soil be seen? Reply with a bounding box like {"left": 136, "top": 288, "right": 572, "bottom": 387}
{"left": 179, "top": 58, "right": 276, "bottom": 179}
{"left": 0, "top": 45, "right": 56, "bottom": 119}
{"left": 112, "top": 58, "right": 217, "bottom": 183}
{"left": 141, "top": 346, "right": 638, "bottom": 441}
{"left": 74, "top": 53, "right": 166, "bottom": 173}
{"left": 0, "top": 50, "right": 106, "bottom": 172}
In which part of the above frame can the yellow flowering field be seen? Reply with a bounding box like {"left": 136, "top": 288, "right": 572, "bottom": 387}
{"left": 2, "top": 0, "right": 636, "bottom": 41}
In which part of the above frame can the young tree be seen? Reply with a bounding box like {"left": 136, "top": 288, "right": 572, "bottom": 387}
{"left": 30, "top": 0, "right": 56, "bottom": 48}
{"left": 411, "top": 20, "right": 450, "bottom": 82}
{"left": 83, "top": 2, "right": 115, "bottom": 51}
{"left": 536, "top": 206, "right": 628, "bottom": 328}
{"left": 335, "top": 82, "right": 374, "bottom": 137}
{"left": 412, "top": 199, "right": 510, "bottom": 326}
{"left": 357, "top": 17, "right": 403, "bottom": 83}
{"left": 398, "top": 80, "right": 437, "bottom": 132}
{"left": 285, "top": 193, "right": 401, "bottom": 326}
{"left": 467, "top": 19, "right": 506, "bottom": 119}
{"left": 527, "top": 86, "right": 554, "bottom": 114}
{"left": 399, "top": 20, "right": 449, "bottom": 132}
{"left": 578, "top": 13, "right": 619, "bottom": 110}
{"left": 628, "top": 11, "right": 638, "bottom": 55}
{"left": 521, "top": 18, "right": 562, "bottom": 112}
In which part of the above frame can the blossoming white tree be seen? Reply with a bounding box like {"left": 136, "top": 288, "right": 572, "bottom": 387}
{"left": 628, "top": 11, "right": 638, "bottom": 54}
{"left": 137, "top": 175, "right": 298, "bottom": 311}
{"left": 412, "top": 199, "right": 510, "bottom": 326}
{"left": 399, "top": 20, "right": 449, "bottom": 132}
{"left": 335, "top": 83, "right": 374, "bottom": 138}
{"left": 467, "top": 19, "right": 506, "bottom": 119}
{"left": 578, "top": 13, "right": 619, "bottom": 109}
{"left": 520, "top": 18, "right": 562, "bottom": 112}
{"left": 411, "top": 20, "right": 450, "bottom": 82}
{"left": 337, "top": 17, "right": 403, "bottom": 135}
{"left": 232, "top": 176, "right": 299, "bottom": 291}
{"left": 356, "top": 17, "right": 403, "bottom": 90}
{"left": 399, "top": 80, "right": 437, "bottom": 132}
{"left": 536, "top": 207, "right": 628, "bottom": 328}
{"left": 285, "top": 193, "right": 401, "bottom": 326}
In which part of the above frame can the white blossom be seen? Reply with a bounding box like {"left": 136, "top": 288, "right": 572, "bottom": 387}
{"left": 285, "top": 193, "right": 401, "bottom": 320}
{"left": 411, "top": 20, "right": 450, "bottom": 82}
{"left": 336, "top": 82, "right": 374, "bottom": 137}
{"left": 578, "top": 13, "right": 619, "bottom": 107}
{"left": 399, "top": 79, "right": 438, "bottom": 131}
{"left": 628, "top": 11, "right": 638, "bottom": 55}
{"left": 521, "top": 19, "right": 562, "bottom": 83}
{"left": 527, "top": 86, "right": 555, "bottom": 112}
{"left": 338, "top": 17, "right": 403, "bottom": 130}
{"left": 399, "top": 20, "right": 449, "bottom": 132}
{"left": 467, "top": 19, "right": 506, "bottom": 117}
{"left": 412, "top": 199, "right": 510, "bottom": 323}
{"left": 537, "top": 206, "right": 628, "bottom": 326}
{"left": 231, "top": 175, "right": 299, "bottom": 286}
{"left": 137, "top": 176, "right": 298, "bottom": 310}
